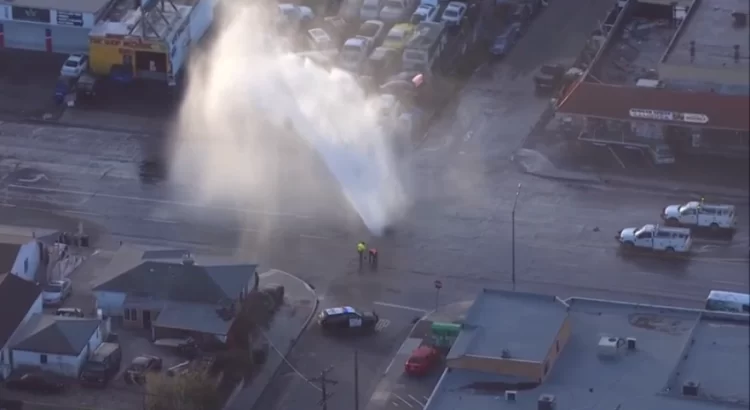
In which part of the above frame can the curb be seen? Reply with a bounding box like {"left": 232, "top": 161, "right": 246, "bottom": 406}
{"left": 0, "top": 113, "right": 156, "bottom": 136}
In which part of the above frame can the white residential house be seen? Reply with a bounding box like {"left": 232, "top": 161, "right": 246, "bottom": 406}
{"left": 0, "top": 273, "right": 43, "bottom": 380}
{"left": 10, "top": 315, "right": 104, "bottom": 378}
{"left": 10, "top": 240, "right": 44, "bottom": 282}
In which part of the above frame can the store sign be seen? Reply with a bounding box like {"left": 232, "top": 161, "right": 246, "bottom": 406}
{"left": 629, "top": 108, "right": 709, "bottom": 124}
{"left": 90, "top": 37, "right": 166, "bottom": 52}
{"left": 57, "top": 10, "right": 83, "bottom": 27}
{"left": 11, "top": 6, "right": 51, "bottom": 23}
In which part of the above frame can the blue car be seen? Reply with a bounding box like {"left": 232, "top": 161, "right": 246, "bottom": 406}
{"left": 489, "top": 22, "right": 521, "bottom": 57}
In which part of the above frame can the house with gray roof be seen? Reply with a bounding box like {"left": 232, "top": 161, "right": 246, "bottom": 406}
{"left": 10, "top": 314, "right": 103, "bottom": 378}
{"left": 92, "top": 253, "right": 258, "bottom": 344}
{"left": 0, "top": 273, "right": 43, "bottom": 380}
{"left": 425, "top": 288, "right": 750, "bottom": 410}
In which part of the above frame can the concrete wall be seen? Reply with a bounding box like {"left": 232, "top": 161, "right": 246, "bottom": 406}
{"left": 540, "top": 315, "right": 572, "bottom": 381}
{"left": 12, "top": 325, "right": 102, "bottom": 378}
{"left": 0, "top": 295, "right": 42, "bottom": 379}
{"left": 94, "top": 291, "right": 126, "bottom": 316}
{"left": 448, "top": 355, "right": 542, "bottom": 380}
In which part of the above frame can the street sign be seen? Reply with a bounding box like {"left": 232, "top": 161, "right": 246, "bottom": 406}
{"left": 434, "top": 280, "right": 442, "bottom": 289}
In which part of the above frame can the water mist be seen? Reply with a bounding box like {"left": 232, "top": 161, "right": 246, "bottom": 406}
{"left": 168, "top": 4, "right": 409, "bottom": 236}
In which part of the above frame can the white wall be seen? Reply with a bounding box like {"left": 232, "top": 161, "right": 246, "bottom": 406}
{"left": 94, "top": 291, "right": 126, "bottom": 316}
{"left": 10, "top": 241, "right": 41, "bottom": 283}
{"left": 0, "top": 294, "right": 43, "bottom": 379}
{"left": 0, "top": 6, "right": 95, "bottom": 29}
{"left": 189, "top": 0, "right": 214, "bottom": 42}
{"left": 12, "top": 323, "right": 102, "bottom": 378}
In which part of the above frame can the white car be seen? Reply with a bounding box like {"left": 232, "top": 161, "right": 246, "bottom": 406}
{"left": 440, "top": 1, "right": 467, "bottom": 25}
{"left": 42, "top": 279, "right": 73, "bottom": 306}
{"left": 379, "top": 0, "right": 412, "bottom": 23}
{"left": 616, "top": 224, "right": 692, "bottom": 253}
{"left": 662, "top": 201, "right": 736, "bottom": 231}
{"left": 60, "top": 54, "right": 88, "bottom": 77}
{"left": 410, "top": 4, "right": 438, "bottom": 24}
{"left": 339, "top": 37, "right": 371, "bottom": 72}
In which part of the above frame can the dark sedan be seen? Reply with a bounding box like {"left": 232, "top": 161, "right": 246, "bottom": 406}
{"left": 489, "top": 23, "right": 522, "bottom": 57}
{"left": 5, "top": 372, "right": 65, "bottom": 394}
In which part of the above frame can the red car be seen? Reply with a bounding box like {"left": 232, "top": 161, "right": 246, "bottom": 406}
{"left": 404, "top": 345, "right": 440, "bottom": 377}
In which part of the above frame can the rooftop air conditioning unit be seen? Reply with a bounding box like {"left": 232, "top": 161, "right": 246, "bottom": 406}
{"left": 537, "top": 394, "right": 556, "bottom": 410}
{"left": 505, "top": 391, "right": 517, "bottom": 401}
{"left": 683, "top": 380, "right": 700, "bottom": 396}
{"left": 597, "top": 336, "right": 621, "bottom": 358}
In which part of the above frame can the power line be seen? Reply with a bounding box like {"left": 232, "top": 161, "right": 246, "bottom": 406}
{"left": 259, "top": 328, "right": 322, "bottom": 392}
{"left": 310, "top": 366, "right": 337, "bottom": 410}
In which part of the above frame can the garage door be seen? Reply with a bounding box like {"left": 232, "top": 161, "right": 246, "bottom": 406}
{"left": 50, "top": 26, "right": 88, "bottom": 54}
{"left": 2, "top": 21, "right": 46, "bottom": 51}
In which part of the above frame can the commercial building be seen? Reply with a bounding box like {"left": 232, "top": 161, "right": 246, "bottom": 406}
{"left": 0, "top": 0, "right": 108, "bottom": 53}
{"left": 555, "top": 0, "right": 750, "bottom": 158}
{"left": 88, "top": 0, "right": 214, "bottom": 85}
{"left": 425, "top": 289, "right": 750, "bottom": 410}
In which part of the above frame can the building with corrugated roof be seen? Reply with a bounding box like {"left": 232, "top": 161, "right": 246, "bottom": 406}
{"left": 554, "top": 0, "right": 749, "bottom": 158}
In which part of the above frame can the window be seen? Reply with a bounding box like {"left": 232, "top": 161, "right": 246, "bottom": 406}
{"left": 743, "top": 304, "right": 749, "bottom": 313}
{"left": 543, "top": 360, "right": 549, "bottom": 375}
{"left": 40, "top": 354, "right": 48, "bottom": 364}
{"left": 124, "top": 308, "right": 131, "bottom": 320}
{"left": 1, "top": 350, "right": 4, "bottom": 363}
{"left": 131, "top": 309, "right": 138, "bottom": 321}
{"left": 555, "top": 340, "right": 560, "bottom": 353}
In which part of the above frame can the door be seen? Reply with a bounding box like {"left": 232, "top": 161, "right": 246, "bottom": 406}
{"left": 49, "top": 26, "right": 89, "bottom": 54}
{"left": 142, "top": 311, "right": 152, "bottom": 329}
{"left": 681, "top": 208, "right": 697, "bottom": 225}
{"left": 134, "top": 50, "right": 167, "bottom": 80}
{"left": 635, "top": 231, "right": 653, "bottom": 248}
{"left": 3, "top": 21, "right": 46, "bottom": 51}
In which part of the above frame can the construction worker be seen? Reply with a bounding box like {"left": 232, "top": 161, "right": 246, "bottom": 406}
{"left": 368, "top": 247, "right": 379, "bottom": 269}
{"left": 357, "top": 241, "right": 367, "bottom": 267}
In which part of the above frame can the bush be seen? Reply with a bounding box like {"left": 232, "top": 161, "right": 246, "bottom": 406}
{"left": 145, "top": 371, "right": 221, "bottom": 410}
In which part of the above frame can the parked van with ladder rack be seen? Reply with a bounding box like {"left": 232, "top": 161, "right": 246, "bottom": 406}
{"left": 705, "top": 290, "right": 750, "bottom": 314}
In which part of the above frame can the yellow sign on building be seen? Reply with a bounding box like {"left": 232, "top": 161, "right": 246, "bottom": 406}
{"left": 89, "top": 35, "right": 169, "bottom": 76}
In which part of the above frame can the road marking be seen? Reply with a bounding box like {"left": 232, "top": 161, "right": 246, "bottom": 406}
{"left": 375, "top": 319, "right": 391, "bottom": 332}
{"left": 608, "top": 146, "right": 626, "bottom": 169}
{"left": 374, "top": 301, "right": 428, "bottom": 313}
{"left": 393, "top": 394, "right": 414, "bottom": 408}
{"left": 408, "top": 394, "right": 426, "bottom": 407}
{"left": 7, "top": 184, "right": 311, "bottom": 219}
{"left": 143, "top": 218, "right": 178, "bottom": 224}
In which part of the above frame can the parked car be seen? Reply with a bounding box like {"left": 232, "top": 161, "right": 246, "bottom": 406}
{"left": 360, "top": 0, "right": 385, "bottom": 20}
{"left": 5, "top": 372, "right": 65, "bottom": 394}
{"left": 489, "top": 22, "right": 521, "bottom": 57}
{"left": 410, "top": 4, "right": 438, "bottom": 23}
{"left": 60, "top": 54, "right": 88, "bottom": 77}
{"left": 380, "top": 0, "right": 416, "bottom": 23}
{"left": 616, "top": 224, "right": 692, "bottom": 254}
{"left": 662, "top": 201, "right": 736, "bottom": 231}
{"left": 383, "top": 23, "right": 416, "bottom": 51}
{"left": 277, "top": 3, "right": 315, "bottom": 35}
{"left": 648, "top": 144, "right": 675, "bottom": 165}
{"left": 42, "top": 279, "right": 72, "bottom": 306}
{"left": 356, "top": 20, "right": 387, "bottom": 51}
{"left": 404, "top": 345, "right": 441, "bottom": 376}
{"left": 339, "top": 37, "right": 372, "bottom": 72}
{"left": 80, "top": 342, "right": 122, "bottom": 387}
{"left": 361, "top": 46, "right": 403, "bottom": 85}
{"left": 439, "top": 1, "right": 467, "bottom": 25}
{"left": 318, "top": 306, "right": 379, "bottom": 334}
{"left": 307, "top": 28, "right": 337, "bottom": 51}
{"left": 125, "top": 355, "right": 163, "bottom": 385}
{"left": 56, "top": 307, "right": 84, "bottom": 317}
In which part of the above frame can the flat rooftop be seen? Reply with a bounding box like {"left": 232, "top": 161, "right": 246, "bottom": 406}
{"left": 90, "top": 0, "right": 194, "bottom": 41}
{"left": 0, "top": 0, "right": 110, "bottom": 14}
{"left": 594, "top": 17, "right": 678, "bottom": 85}
{"left": 427, "top": 296, "right": 750, "bottom": 410}
{"left": 663, "top": 0, "right": 750, "bottom": 69}
{"left": 447, "top": 289, "right": 567, "bottom": 363}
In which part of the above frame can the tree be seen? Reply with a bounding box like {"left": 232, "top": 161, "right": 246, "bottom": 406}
{"left": 145, "top": 371, "right": 221, "bottom": 410}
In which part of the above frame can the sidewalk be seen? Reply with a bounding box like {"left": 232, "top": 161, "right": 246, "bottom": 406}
{"left": 513, "top": 148, "right": 749, "bottom": 203}
{"left": 223, "top": 269, "right": 318, "bottom": 410}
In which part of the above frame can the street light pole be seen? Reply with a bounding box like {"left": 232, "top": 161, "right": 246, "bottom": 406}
{"left": 511, "top": 183, "right": 522, "bottom": 291}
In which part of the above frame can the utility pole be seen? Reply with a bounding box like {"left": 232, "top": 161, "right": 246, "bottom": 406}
{"left": 311, "top": 366, "right": 337, "bottom": 410}
{"left": 354, "top": 350, "right": 360, "bottom": 410}
{"left": 511, "top": 183, "right": 522, "bottom": 291}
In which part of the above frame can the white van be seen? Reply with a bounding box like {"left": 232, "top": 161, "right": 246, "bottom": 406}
{"left": 360, "top": 0, "right": 385, "bottom": 21}
{"left": 705, "top": 290, "right": 750, "bottom": 314}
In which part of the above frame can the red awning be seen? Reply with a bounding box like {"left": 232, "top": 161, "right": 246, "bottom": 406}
{"left": 556, "top": 82, "right": 750, "bottom": 131}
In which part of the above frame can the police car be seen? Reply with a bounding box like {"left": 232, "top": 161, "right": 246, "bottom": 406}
{"left": 317, "top": 306, "right": 379, "bottom": 334}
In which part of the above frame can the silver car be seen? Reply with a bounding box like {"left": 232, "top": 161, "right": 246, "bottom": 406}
{"left": 43, "top": 279, "right": 72, "bottom": 306}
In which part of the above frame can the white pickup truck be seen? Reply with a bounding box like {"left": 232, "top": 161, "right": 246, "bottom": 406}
{"left": 662, "top": 201, "right": 736, "bottom": 231}
{"left": 616, "top": 224, "right": 692, "bottom": 253}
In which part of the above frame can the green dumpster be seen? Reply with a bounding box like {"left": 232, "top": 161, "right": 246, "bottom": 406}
{"left": 430, "top": 322, "right": 461, "bottom": 349}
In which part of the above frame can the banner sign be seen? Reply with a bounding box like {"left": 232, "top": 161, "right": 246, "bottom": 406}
{"left": 57, "top": 10, "right": 84, "bottom": 27}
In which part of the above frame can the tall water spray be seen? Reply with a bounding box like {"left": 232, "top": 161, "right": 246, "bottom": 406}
{"left": 169, "top": 4, "right": 409, "bottom": 235}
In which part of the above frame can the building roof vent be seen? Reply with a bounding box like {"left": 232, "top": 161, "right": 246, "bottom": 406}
{"left": 682, "top": 380, "right": 700, "bottom": 396}
{"left": 182, "top": 253, "right": 195, "bottom": 266}
{"left": 505, "top": 391, "right": 517, "bottom": 401}
{"left": 537, "top": 394, "right": 556, "bottom": 410}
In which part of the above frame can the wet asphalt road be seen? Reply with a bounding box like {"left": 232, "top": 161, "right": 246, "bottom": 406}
{"left": 1, "top": 0, "right": 748, "bottom": 408}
